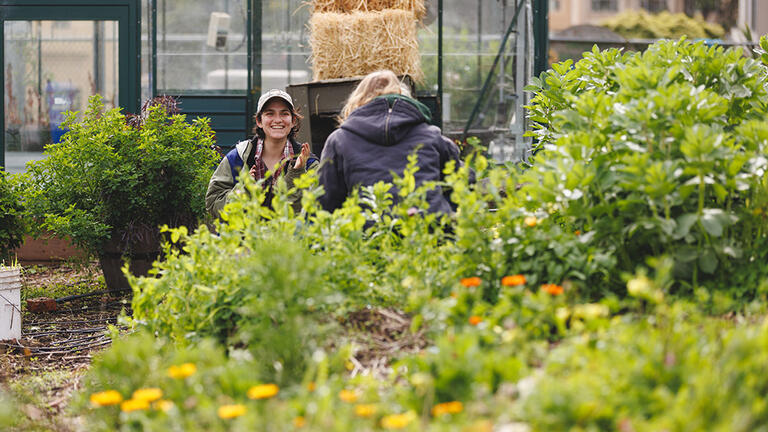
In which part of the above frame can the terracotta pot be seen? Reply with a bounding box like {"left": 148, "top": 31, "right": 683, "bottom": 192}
{"left": 14, "top": 232, "right": 87, "bottom": 265}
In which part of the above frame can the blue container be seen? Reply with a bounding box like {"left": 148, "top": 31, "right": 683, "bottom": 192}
{"left": 46, "top": 80, "right": 79, "bottom": 143}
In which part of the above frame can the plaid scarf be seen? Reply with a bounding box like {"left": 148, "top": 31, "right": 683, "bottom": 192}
{"left": 251, "top": 138, "right": 295, "bottom": 187}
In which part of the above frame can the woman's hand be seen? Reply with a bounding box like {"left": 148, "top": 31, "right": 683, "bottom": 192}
{"left": 293, "top": 142, "right": 310, "bottom": 170}
{"left": 249, "top": 163, "right": 258, "bottom": 178}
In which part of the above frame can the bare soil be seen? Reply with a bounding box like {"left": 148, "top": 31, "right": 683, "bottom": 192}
{"left": 0, "top": 262, "right": 129, "bottom": 431}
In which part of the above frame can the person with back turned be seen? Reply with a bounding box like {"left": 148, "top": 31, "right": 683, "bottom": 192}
{"left": 318, "top": 70, "right": 462, "bottom": 216}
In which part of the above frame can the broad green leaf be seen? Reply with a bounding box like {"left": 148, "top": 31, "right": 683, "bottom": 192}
{"left": 698, "top": 249, "right": 718, "bottom": 274}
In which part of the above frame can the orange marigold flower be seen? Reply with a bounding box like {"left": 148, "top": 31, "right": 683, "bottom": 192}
{"left": 355, "top": 404, "right": 378, "bottom": 418}
{"left": 132, "top": 387, "right": 163, "bottom": 403}
{"left": 247, "top": 383, "right": 279, "bottom": 400}
{"left": 574, "top": 230, "right": 581, "bottom": 236}
{"left": 90, "top": 390, "right": 123, "bottom": 407}
{"left": 468, "top": 315, "right": 483, "bottom": 326}
{"left": 293, "top": 416, "right": 306, "bottom": 428}
{"left": 218, "top": 404, "right": 247, "bottom": 419}
{"left": 501, "top": 275, "right": 526, "bottom": 286}
{"left": 339, "top": 389, "right": 359, "bottom": 403}
{"left": 167, "top": 362, "right": 197, "bottom": 379}
{"left": 381, "top": 412, "right": 415, "bottom": 429}
{"left": 307, "top": 382, "right": 316, "bottom": 392}
{"left": 460, "top": 277, "right": 482, "bottom": 287}
{"left": 524, "top": 216, "right": 538, "bottom": 227}
{"left": 120, "top": 398, "right": 150, "bottom": 413}
{"left": 541, "top": 284, "right": 564, "bottom": 296}
{"left": 431, "top": 401, "right": 464, "bottom": 417}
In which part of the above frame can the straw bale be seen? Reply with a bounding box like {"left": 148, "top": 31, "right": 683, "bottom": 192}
{"left": 311, "top": 0, "right": 426, "bottom": 20}
{"left": 309, "top": 10, "right": 423, "bottom": 82}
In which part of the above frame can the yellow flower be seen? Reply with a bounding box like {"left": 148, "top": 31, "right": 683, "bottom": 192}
{"left": 460, "top": 277, "right": 482, "bottom": 287}
{"left": 90, "top": 390, "right": 123, "bottom": 407}
{"left": 524, "top": 216, "right": 538, "bottom": 227}
{"left": 293, "top": 416, "right": 306, "bottom": 428}
{"left": 120, "top": 398, "right": 150, "bottom": 412}
{"left": 501, "top": 274, "right": 526, "bottom": 286}
{"left": 339, "top": 389, "right": 359, "bottom": 403}
{"left": 167, "top": 362, "right": 197, "bottom": 379}
{"left": 381, "top": 412, "right": 416, "bottom": 429}
{"left": 432, "top": 401, "right": 463, "bottom": 416}
{"left": 155, "top": 400, "right": 174, "bottom": 412}
{"left": 355, "top": 404, "right": 378, "bottom": 418}
{"left": 247, "top": 383, "right": 279, "bottom": 400}
{"left": 464, "top": 420, "right": 494, "bottom": 432}
{"left": 132, "top": 387, "right": 163, "bottom": 403}
{"left": 218, "top": 404, "right": 247, "bottom": 419}
{"left": 307, "top": 382, "right": 316, "bottom": 392}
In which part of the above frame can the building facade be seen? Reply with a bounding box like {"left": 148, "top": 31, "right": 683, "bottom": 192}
{"left": 550, "top": 0, "right": 686, "bottom": 31}
{"left": 738, "top": 0, "right": 768, "bottom": 39}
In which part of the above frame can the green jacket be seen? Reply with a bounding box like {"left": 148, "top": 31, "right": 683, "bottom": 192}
{"left": 205, "top": 138, "right": 318, "bottom": 218}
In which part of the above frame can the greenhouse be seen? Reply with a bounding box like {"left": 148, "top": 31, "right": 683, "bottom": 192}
{"left": 2, "top": 0, "right": 549, "bottom": 173}
{"left": 3, "top": 1, "right": 768, "bottom": 430}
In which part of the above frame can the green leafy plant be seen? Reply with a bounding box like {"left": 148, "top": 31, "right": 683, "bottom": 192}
{"left": 601, "top": 10, "right": 725, "bottom": 40}
{"left": 525, "top": 38, "right": 768, "bottom": 294}
{"left": 521, "top": 302, "right": 768, "bottom": 431}
{"left": 20, "top": 95, "right": 219, "bottom": 284}
{"left": 0, "top": 170, "right": 27, "bottom": 261}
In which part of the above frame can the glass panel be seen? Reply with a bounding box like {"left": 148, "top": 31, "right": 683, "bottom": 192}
{"left": 156, "top": 0, "right": 248, "bottom": 92}
{"left": 440, "top": 0, "right": 517, "bottom": 132}
{"left": 262, "top": 0, "right": 311, "bottom": 91}
{"left": 4, "top": 20, "right": 119, "bottom": 173}
{"left": 141, "top": 0, "right": 152, "bottom": 101}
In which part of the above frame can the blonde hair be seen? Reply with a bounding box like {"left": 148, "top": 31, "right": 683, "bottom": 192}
{"left": 339, "top": 70, "right": 410, "bottom": 121}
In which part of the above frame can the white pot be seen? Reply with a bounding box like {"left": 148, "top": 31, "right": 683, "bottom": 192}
{"left": 0, "top": 267, "right": 22, "bottom": 341}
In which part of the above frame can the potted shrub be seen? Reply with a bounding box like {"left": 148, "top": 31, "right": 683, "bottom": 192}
{"left": 21, "top": 95, "right": 219, "bottom": 290}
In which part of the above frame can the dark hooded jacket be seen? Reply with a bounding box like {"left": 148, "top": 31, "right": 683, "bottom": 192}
{"left": 318, "top": 94, "right": 461, "bottom": 214}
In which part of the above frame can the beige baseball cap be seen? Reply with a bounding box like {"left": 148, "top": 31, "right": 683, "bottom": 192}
{"left": 257, "top": 89, "right": 294, "bottom": 114}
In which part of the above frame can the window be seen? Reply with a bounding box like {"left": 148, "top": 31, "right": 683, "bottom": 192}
{"left": 591, "top": 0, "right": 617, "bottom": 11}
{"left": 641, "top": 0, "right": 667, "bottom": 13}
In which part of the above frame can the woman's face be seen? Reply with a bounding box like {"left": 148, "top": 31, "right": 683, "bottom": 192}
{"left": 256, "top": 98, "right": 296, "bottom": 142}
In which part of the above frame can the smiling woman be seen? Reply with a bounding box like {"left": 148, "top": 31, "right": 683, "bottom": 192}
{"left": 205, "top": 89, "right": 319, "bottom": 218}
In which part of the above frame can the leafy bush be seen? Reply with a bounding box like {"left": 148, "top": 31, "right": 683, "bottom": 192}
{"left": 0, "top": 170, "right": 26, "bottom": 261}
{"left": 21, "top": 95, "right": 219, "bottom": 257}
{"left": 525, "top": 38, "right": 768, "bottom": 294}
{"left": 521, "top": 304, "right": 768, "bottom": 431}
{"left": 131, "top": 222, "right": 337, "bottom": 385}
{"left": 601, "top": 10, "right": 724, "bottom": 40}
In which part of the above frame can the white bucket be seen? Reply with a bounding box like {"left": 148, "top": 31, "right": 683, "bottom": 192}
{"left": 0, "top": 267, "right": 22, "bottom": 341}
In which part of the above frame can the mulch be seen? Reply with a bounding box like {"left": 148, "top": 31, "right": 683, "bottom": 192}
{"left": 342, "top": 307, "right": 428, "bottom": 378}
{"left": 0, "top": 262, "right": 131, "bottom": 379}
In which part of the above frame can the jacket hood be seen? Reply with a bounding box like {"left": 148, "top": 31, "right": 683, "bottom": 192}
{"left": 235, "top": 139, "right": 251, "bottom": 160}
{"left": 340, "top": 95, "right": 432, "bottom": 147}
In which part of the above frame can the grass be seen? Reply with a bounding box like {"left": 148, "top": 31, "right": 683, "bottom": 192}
{"left": 2, "top": 369, "right": 84, "bottom": 432}
{"left": 20, "top": 262, "right": 105, "bottom": 303}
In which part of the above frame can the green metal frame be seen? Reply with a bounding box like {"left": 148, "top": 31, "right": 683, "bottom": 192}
{"left": 149, "top": 0, "right": 258, "bottom": 141}
{"left": 461, "top": 0, "right": 526, "bottom": 139}
{"left": 0, "top": 0, "right": 141, "bottom": 170}
{"left": 533, "top": 0, "right": 549, "bottom": 77}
